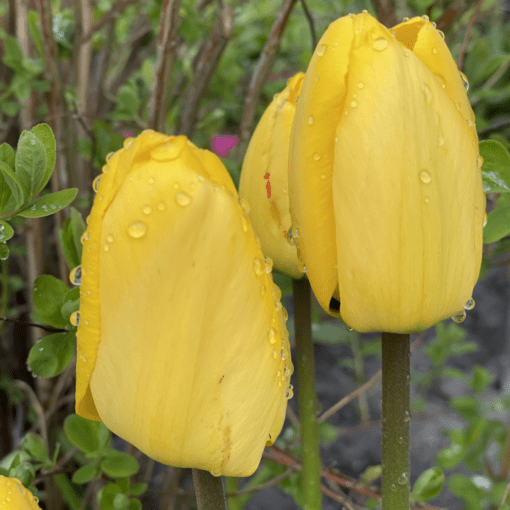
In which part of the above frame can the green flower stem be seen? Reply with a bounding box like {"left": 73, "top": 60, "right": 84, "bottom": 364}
{"left": 192, "top": 469, "right": 227, "bottom": 510}
{"left": 381, "top": 332, "right": 411, "bottom": 510}
{"left": 224, "top": 477, "right": 241, "bottom": 510}
{"left": 293, "top": 277, "right": 322, "bottom": 510}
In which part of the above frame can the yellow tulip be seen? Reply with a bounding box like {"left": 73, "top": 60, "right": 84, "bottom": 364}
{"left": 240, "top": 73, "right": 305, "bottom": 279}
{"left": 289, "top": 13, "right": 485, "bottom": 333}
{"left": 75, "top": 131, "right": 293, "bottom": 477}
{"left": 0, "top": 476, "right": 41, "bottom": 509}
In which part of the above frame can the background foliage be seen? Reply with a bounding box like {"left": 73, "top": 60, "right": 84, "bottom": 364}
{"left": 1, "top": 0, "right": 510, "bottom": 508}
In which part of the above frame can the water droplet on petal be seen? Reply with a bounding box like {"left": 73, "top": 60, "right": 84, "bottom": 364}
{"left": 157, "top": 202, "right": 166, "bottom": 211}
{"left": 459, "top": 71, "right": 469, "bottom": 91}
{"left": 421, "top": 84, "right": 432, "bottom": 105}
{"left": 358, "top": 81, "right": 365, "bottom": 88}
{"left": 315, "top": 75, "right": 320, "bottom": 82}
{"left": 106, "top": 152, "right": 115, "bottom": 161}
{"left": 123, "top": 138, "right": 134, "bottom": 149}
{"left": 272, "top": 282, "right": 282, "bottom": 301}
{"left": 454, "top": 101, "right": 461, "bottom": 111}
{"left": 308, "top": 115, "right": 314, "bottom": 125}
{"left": 419, "top": 170, "right": 431, "bottom": 183}
{"left": 151, "top": 139, "right": 186, "bottom": 161}
{"left": 103, "top": 243, "right": 110, "bottom": 251}
{"left": 128, "top": 221, "right": 147, "bottom": 238}
{"left": 437, "top": 133, "right": 445, "bottom": 146}
{"left": 373, "top": 38, "right": 389, "bottom": 51}
{"left": 253, "top": 257, "right": 265, "bottom": 276}
{"left": 70, "top": 311, "right": 80, "bottom": 326}
{"left": 142, "top": 205, "right": 152, "bottom": 215}
{"left": 264, "top": 256, "right": 273, "bottom": 273}
{"left": 70, "top": 266, "right": 81, "bottom": 286}
{"left": 346, "top": 325, "right": 353, "bottom": 332}
{"left": 422, "top": 14, "right": 429, "bottom": 21}
{"left": 452, "top": 310, "right": 466, "bottom": 323}
{"left": 435, "top": 74, "right": 446, "bottom": 89}
{"left": 476, "top": 156, "right": 484, "bottom": 169}
{"left": 298, "top": 259, "right": 307, "bottom": 273}
{"left": 483, "top": 212, "right": 487, "bottom": 227}
{"left": 431, "top": 21, "right": 437, "bottom": 27}
{"left": 438, "top": 30, "right": 445, "bottom": 39}
{"left": 260, "top": 284, "right": 266, "bottom": 296}
{"left": 238, "top": 198, "right": 250, "bottom": 214}
{"left": 272, "top": 350, "right": 277, "bottom": 359}
{"left": 403, "top": 16, "right": 409, "bottom": 21}
{"left": 176, "top": 192, "right": 191, "bottom": 207}
{"left": 350, "top": 99, "right": 358, "bottom": 107}
{"left": 148, "top": 177, "right": 155, "bottom": 185}
{"left": 317, "top": 44, "right": 327, "bottom": 56}
{"left": 432, "top": 47, "right": 438, "bottom": 54}
{"left": 313, "top": 152, "right": 320, "bottom": 161}
{"left": 268, "top": 327, "right": 277, "bottom": 344}
{"left": 286, "top": 384, "right": 294, "bottom": 399}
{"left": 465, "top": 297, "right": 475, "bottom": 310}
{"left": 92, "top": 175, "right": 101, "bottom": 192}
{"left": 424, "top": 196, "right": 430, "bottom": 203}
{"left": 81, "top": 231, "right": 89, "bottom": 243}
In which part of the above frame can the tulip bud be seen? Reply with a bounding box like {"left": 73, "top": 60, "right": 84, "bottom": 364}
{"left": 289, "top": 13, "right": 485, "bottom": 333}
{"left": 240, "top": 73, "right": 306, "bottom": 279}
{"left": 0, "top": 476, "right": 41, "bottom": 509}
{"left": 75, "top": 131, "right": 293, "bottom": 476}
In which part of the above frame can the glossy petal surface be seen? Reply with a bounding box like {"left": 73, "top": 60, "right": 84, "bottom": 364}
{"left": 0, "top": 476, "right": 42, "bottom": 509}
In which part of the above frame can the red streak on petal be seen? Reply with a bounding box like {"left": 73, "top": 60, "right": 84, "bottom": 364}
{"left": 264, "top": 172, "right": 271, "bottom": 199}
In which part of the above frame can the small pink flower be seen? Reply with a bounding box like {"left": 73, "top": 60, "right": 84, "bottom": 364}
{"left": 211, "top": 135, "right": 238, "bottom": 158}
{"left": 123, "top": 130, "right": 135, "bottom": 138}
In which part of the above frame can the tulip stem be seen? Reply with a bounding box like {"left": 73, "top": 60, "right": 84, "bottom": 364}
{"left": 192, "top": 469, "right": 228, "bottom": 510}
{"left": 293, "top": 277, "right": 322, "bottom": 510}
{"left": 381, "top": 332, "right": 411, "bottom": 510}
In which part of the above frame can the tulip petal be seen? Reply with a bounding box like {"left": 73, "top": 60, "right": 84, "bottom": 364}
{"left": 289, "top": 15, "right": 357, "bottom": 315}
{"left": 332, "top": 29, "right": 484, "bottom": 332}
{"left": 77, "top": 133, "right": 293, "bottom": 476}
{"left": 0, "top": 476, "right": 42, "bottom": 509}
{"left": 240, "top": 73, "right": 305, "bottom": 279}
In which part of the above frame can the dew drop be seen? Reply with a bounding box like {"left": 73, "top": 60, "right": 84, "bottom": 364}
{"left": 404, "top": 50, "right": 409, "bottom": 57}
{"left": 422, "top": 14, "right": 429, "bottom": 21}
{"left": 92, "top": 175, "right": 101, "bottom": 192}
{"left": 238, "top": 198, "right": 250, "bottom": 215}
{"left": 282, "top": 307, "right": 289, "bottom": 321}
{"left": 240, "top": 215, "right": 249, "bottom": 232}
{"left": 432, "top": 47, "right": 438, "bottom": 54}
{"left": 148, "top": 177, "right": 155, "bottom": 185}
{"left": 106, "top": 151, "right": 115, "bottom": 161}
{"left": 15, "top": 484, "right": 25, "bottom": 495}
{"left": 103, "top": 243, "right": 110, "bottom": 252}
{"left": 281, "top": 348, "right": 286, "bottom": 360}
{"left": 298, "top": 259, "right": 307, "bottom": 273}
{"left": 173, "top": 182, "right": 180, "bottom": 190}
{"left": 404, "top": 410, "right": 411, "bottom": 422}
{"left": 350, "top": 99, "right": 358, "bottom": 107}
{"left": 286, "top": 385, "right": 294, "bottom": 399}
{"left": 454, "top": 101, "right": 461, "bottom": 111}
{"left": 435, "top": 74, "right": 446, "bottom": 89}
{"left": 403, "top": 16, "right": 409, "bottom": 21}
{"left": 459, "top": 71, "right": 469, "bottom": 91}
{"left": 260, "top": 284, "right": 266, "bottom": 296}
{"left": 175, "top": 192, "right": 191, "bottom": 207}
{"left": 151, "top": 139, "right": 186, "bottom": 161}
{"left": 358, "top": 81, "right": 365, "bottom": 88}
{"left": 320, "top": 173, "right": 327, "bottom": 180}
{"left": 398, "top": 473, "right": 408, "bottom": 485}
{"left": 142, "top": 205, "right": 152, "bottom": 215}
{"left": 313, "top": 152, "right": 320, "bottom": 161}
{"left": 465, "top": 297, "right": 475, "bottom": 310}
{"left": 390, "top": 483, "right": 397, "bottom": 492}
{"left": 308, "top": 115, "right": 314, "bottom": 125}
{"left": 431, "top": 21, "right": 437, "bottom": 27}
{"left": 346, "top": 325, "right": 353, "bottom": 332}
{"left": 437, "top": 133, "right": 445, "bottom": 146}
{"left": 272, "top": 282, "right": 282, "bottom": 301}
{"left": 421, "top": 83, "right": 432, "bottom": 105}
{"left": 157, "top": 202, "right": 166, "bottom": 211}
{"left": 373, "top": 38, "right": 389, "bottom": 51}
{"left": 419, "top": 169, "right": 431, "bottom": 184}
{"left": 483, "top": 212, "right": 487, "bottom": 227}
{"left": 424, "top": 196, "right": 430, "bottom": 203}
{"left": 335, "top": 136, "right": 339, "bottom": 142}
{"left": 272, "top": 350, "right": 277, "bottom": 359}
{"left": 476, "top": 156, "right": 484, "bottom": 169}
{"left": 264, "top": 256, "right": 273, "bottom": 273}
{"left": 70, "top": 311, "right": 80, "bottom": 326}
{"left": 69, "top": 266, "right": 82, "bottom": 286}
{"left": 315, "top": 75, "right": 320, "bottom": 82}
{"left": 127, "top": 221, "right": 147, "bottom": 238}
{"left": 317, "top": 44, "right": 327, "bottom": 56}
{"left": 253, "top": 257, "right": 265, "bottom": 276}
{"left": 268, "top": 327, "right": 277, "bottom": 344}
{"left": 123, "top": 138, "right": 134, "bottom": 149}
{"left": 452, "top": 310, "right": 466, "bottom": 323}
{"left": 438, "top": 30, "right": 445, "bottom": 39}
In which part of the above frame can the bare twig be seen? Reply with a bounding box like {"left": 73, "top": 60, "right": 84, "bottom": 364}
{"left": 0, "top": 317, "right": 65, "bottom": 333}
{"left": 370, "top": 0, "right": 398, "bottom": 28}
{"left": 148, "top": 0, "right": 182, "bottom": 132}
{"left": 235, "top": 0, "right": 297, "bottom": 161}
{"left": 318, "top": 333, "right": 425, "bottom": 424}
{"left": 175, "top": 2, "right": 234, "bottom": 136}
{"left": 457, "top": 0, "right": 484, "bottom": 71}
{"left": 499, "top": 479, "right": 510, "bottom": 510}
{"left": 81, "top": 0, "right": 142, "bottom": 42}
{"left": 299, "top": 0, "right": 316, "bottom": 52}
{"left": 226, "top": 468, "right": 295, "bottom": 497}
{"left": 13, "top": 380, "right": 48, "bottom": 449}
{"left": 321, "top": 484, "right": 356, "bottom": 510}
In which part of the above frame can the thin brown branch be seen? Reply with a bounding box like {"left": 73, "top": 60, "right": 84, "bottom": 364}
{"left": 148, "top": 0, "right": 182, "bottom": 132}
{"left": 321, "top": 484, "right": 356, "bottom": 510}
{"left": 457, "top": 0, "right": 484, "bottom": 71}
{"left": 226, "top": 468, "right": 294, "bottom": 497}
{"left": 175, "top": 2, "right": 234, "bottom": 137}
{"left": 0, "top": 317, "right": 64, "bottom": 333}
{"left": 370, "top": 0, "right": 398, "bottom": 28}
{"left": 299, "top": 0, "right": 316, "bottom": 51}
{"left": 235, "top": 0, "right": 298, "bottom": 161}
{"left": 318, "top": 333, "right": 425, "bottom": 424}
{"left": 81, "top": 0, "right": 141, "bottom": 42}
{"left": 13, "top": 380, "right": 48, "bottom": 449}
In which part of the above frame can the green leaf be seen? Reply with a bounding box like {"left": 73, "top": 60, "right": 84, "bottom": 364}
{"left": 64, "top": 414, "right": 101, "bottom": 453}
{"left": 0, "top": 143, "right": 15, "bottom": 170}
{"left": 128, "top": 499, "right": 142, "bottom": 510}
{"left": 61, "top": 287, "right": 80, "bottom": 321}
{"left": 0, "top": 221, "right": 14, "bottom": 242}
{"left": 59, "top": 207, "right": 86, "bottom": 270}
{"left": 130, "top": 483, "right": 147, "bottom": 497}
{"left": 436, "top": 443, "right": 464, "bottom": 469}
{"left": 27, "top": 10, "right": 44, "bottom": 59}
{"left": 469, "top": 365, "right": 495, "bottom": 393}
{"left": 19, "top": 432, "right": 49, "bottom": 462}
{"left": 31, "top": 123, "right": 56, "bottom": 194}
{"left": 483, "top": 204, "right": 510, "bottom": 243}
{"left": 113, "top": 494, "right": 130, "bottom": 510}
{"left": 33, "top": 274, "right": 69, "bottom": 328}
{"left": 0, "top": 161, "right": 24, "bottom": 209}
{"left": 72, "top": 465, "right": 97, "bottom": 484}
{"left": 100, "top": 484, "right": 122, "bottom": 510}
{"left": 480, "top": 140, "right": 510, "bottom": 193}
{"left": 53, "top": 473, "right": 82, "bottom": 510}
{"left": 15, "top": 130, "right": 47, "bottom": 198}
{"left": 9, "top": 462, "right": 35, "bottom": 487}
{"left": 0, "top": 243, "right": 8, "bottom": 261}
{"left": 101, "top": 451, "right": 140, "bottom": 478}
{"left": 18, "top": 188, "right": 78, "bottom": 218}
{"left": 3, "top": 36, "right": 24, "bottom": 72}
{"left": 27, "top": 332, "right": 75, "bottom": 377}
{"left": 411, "top": 467, "right": 444, "bottom": 502}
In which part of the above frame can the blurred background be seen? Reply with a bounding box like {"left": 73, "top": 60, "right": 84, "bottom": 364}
{"left": 1, "top": 0, "right": 510, "bottom": 508}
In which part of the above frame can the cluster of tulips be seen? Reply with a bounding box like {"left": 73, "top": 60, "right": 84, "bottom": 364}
{"left": 3, "top": 11, "right": 485, "bottom": 509}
